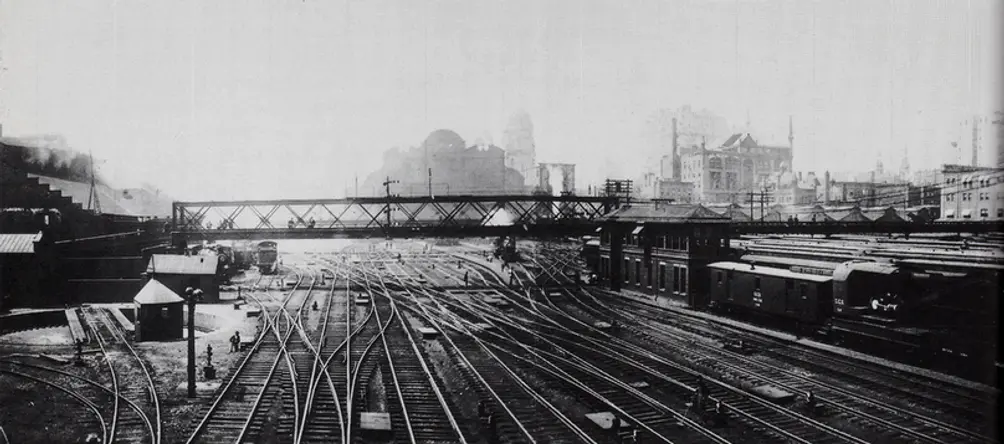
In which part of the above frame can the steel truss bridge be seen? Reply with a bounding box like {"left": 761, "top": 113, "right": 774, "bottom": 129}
{"left": 170, "top": 195, "right": 1001, "bottom": 244}
{"left": 171, "top": 195, "right": 616, "bottom": 243}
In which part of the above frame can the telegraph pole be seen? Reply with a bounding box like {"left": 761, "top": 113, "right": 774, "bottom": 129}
{"left": 748, "top": 190, "right": 755, "bottom": 221}
{"left": 760, "top": 189, "right": 766, "bottom": 221}
{"left": 382, "top": 176, "right": 399, "bottom": 228}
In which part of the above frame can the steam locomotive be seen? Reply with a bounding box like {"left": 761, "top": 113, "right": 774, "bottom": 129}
{"left": 189, "top": 243, "right": 240, "bottom": 282}
{"left": 256, "top": 241, "right": 279, "bottom": 274}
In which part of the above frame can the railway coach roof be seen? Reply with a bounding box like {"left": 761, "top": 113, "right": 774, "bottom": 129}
{"left": 738, "top": 254, "right": 841, "bottom": 270}
{"left": 831, "top": 261, "right": 900, "bottom": 280}
{"left": 708, "top": 261, "right": 834, "bottom": 282}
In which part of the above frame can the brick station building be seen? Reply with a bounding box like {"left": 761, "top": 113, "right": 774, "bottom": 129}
{"left": 597, "top": 202, "right": 730, "bottom": 307}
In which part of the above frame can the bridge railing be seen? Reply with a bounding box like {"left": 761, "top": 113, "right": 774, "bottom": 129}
{"left": 171, "top": 195, "right": 619, "bottom": 233}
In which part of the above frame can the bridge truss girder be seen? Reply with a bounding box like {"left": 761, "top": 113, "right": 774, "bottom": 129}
{"left": 171, "top": 195, "right": 615, "bottom": 241}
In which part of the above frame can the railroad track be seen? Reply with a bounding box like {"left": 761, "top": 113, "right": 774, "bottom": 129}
{"left": 81, "top": 305, "right": 160, "bottom": 444}
{"left": 429, "top": 258, "right": 865, "bottom": 444}
{"left": 602, "top": 291, "right": 996, "bottom": 413}
{"left": 508, "top": 251, "right": 999, "bottom": 444}
{"left": 298, "top": 262, "right": 353, "bottom": 444}
{"left": 185, "top": 272, "right": 310, "bottom": 443}
{"left": 0, "top": 361, "right": 115, "bottom": 442}
{"left": 392, "top": 268, "right": 597, "bottom": 443}
{"left": 577, "top": 289, "right": 998, "bottom": 443}
{"left": 368, "top": 272, "right": 470, "bottom": 443}
{"left": 446, "top": 289, "right": 843, "bottom": 444}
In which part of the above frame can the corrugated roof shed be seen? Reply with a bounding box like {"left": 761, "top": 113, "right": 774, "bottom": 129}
{"left": 0, "top": 232, "right": 42, "bottom": 254}
{"left": 839, "top": 209, "right": 871, "bottom": 222}
{"left": 134, "top": 279, "right": 185, "bottom": 304}
{"left": 147, "top": 254, "right": 218, "bottom": 275}
{"left": 863, "top": 207, "right": 907, "bottom": 223}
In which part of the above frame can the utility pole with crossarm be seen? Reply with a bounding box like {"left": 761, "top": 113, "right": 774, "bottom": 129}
{"left": 382, "top": 176, "right": 399, "bottom": 228}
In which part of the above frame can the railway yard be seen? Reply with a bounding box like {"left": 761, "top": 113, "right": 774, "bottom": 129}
{"left": 0, "top": 240, "right": 998, "bottom": 444}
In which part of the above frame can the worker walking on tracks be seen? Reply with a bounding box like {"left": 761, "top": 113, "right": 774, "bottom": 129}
{"left": 484, "top": 412, "right": 498, "bottom": 444}
{"left": 230, "top": 332, "right": 241, "bottom": 352}
{"left": 625, "top": 427, "right": 638, "bottom": 443}
{"left": 464, "top": 271, "right": 469, "bottom": 287}
{"left": 712, "top": 400, "right": 727, "bottom": 426}
{"left": 610, "top": 416, "right": 621, "bottom": 440}
{"left": 477, "top": 400, "right": 488, "bottom": 419}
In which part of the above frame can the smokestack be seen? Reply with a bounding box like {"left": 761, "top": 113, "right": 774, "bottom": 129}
{"left": 823, "top": 171, "right": 831, "bottom": 204}
{"left": 671, "top": 118, "right": 679, "bottom": 180}
{"left": 971, "top": 116, "right": 979, "bottom": 167}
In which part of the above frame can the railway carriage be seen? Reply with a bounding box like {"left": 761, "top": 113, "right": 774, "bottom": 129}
{"left": 707, "top": 262, "right": 833, "bottom": 325}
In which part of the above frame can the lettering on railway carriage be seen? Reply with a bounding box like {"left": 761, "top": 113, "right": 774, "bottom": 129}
{"left": 790, "top": 266, "right": 832, "bottom": 277}
{"left": 752, "top": 289, "right": 763, "bottom": 307}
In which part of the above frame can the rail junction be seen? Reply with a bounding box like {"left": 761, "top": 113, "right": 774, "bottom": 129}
{"left": 2, "top": 237, "right": 997, "bottom": 443}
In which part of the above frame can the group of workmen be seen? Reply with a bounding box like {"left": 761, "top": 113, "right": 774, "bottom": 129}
{"left": 287, "top": 217, "right": 317, "bottom": 229}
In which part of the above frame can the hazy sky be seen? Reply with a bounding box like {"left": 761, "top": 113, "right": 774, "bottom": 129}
{"left": 2, "top": 0, "right": 1000, "bottom": 200}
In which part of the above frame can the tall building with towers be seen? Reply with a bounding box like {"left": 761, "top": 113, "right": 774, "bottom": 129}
{"left": 679, "top": 116, "right": 795, "bottom": 204}
{"left": 956, "top": 114, "right": 1001, "bottom": 168}
{"left": 502, "top": 111, "right": 537, "bottom": 186}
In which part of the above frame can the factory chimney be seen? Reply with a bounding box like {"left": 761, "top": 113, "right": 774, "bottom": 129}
{"left": 671, "top": 118, "right": 680, "bottom": 180}
{"left": 823, "top": 171, "right": 831, "bottom": 204}
{"left": 971, "top": 116, "right": 979, "bottom": 167}
{"left": 788, "top": 115, "right": 794, "bottom": 151}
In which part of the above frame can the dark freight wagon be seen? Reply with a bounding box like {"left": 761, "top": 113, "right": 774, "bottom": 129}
{"left": 707, "top": 261, "right": 833, "bottom": 324}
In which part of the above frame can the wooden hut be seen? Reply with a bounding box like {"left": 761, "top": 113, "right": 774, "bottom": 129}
{"left": 133, "top": 279, "right": 184, "bottom": 342}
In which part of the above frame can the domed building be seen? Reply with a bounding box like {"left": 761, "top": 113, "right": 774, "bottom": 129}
{"left": 362, "top": 129, "right": 526, "bottom": 196}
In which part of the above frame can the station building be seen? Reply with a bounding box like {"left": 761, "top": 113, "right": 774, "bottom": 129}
{"left": 596, "top": 202, "right": 730, "bottom": 307}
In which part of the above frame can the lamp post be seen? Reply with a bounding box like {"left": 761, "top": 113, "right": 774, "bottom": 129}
{"left": 184, "top": 287, "right": 204, "bottom": 398}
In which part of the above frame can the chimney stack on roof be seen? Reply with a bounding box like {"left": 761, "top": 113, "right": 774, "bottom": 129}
{"left": 823, "top": 171, "right": 831, "bottom": 204}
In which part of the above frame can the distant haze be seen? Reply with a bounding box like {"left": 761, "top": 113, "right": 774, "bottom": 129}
{"left": 1, "top": 0, "right": 999, "bottom": 200}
